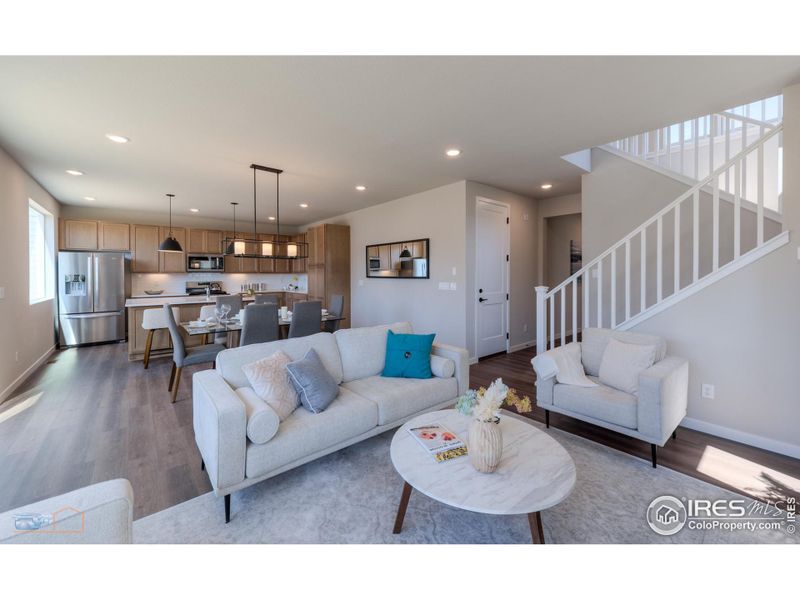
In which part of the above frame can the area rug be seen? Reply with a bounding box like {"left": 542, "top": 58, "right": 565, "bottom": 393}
{"left": 134, "top": 420, "right": 797, "bottom": 544}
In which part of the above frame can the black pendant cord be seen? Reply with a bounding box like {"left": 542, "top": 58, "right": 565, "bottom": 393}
{"left": 231, "top": 202, "right": 238, "bottom": 238}
{"left": 167, "top": 193, "right": 175, "bottom": 238}
{"left": 276, "top": 171, "right": 280, "bottom": 238}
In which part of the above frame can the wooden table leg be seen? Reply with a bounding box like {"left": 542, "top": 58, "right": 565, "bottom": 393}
{"left": 528, "top": 511, "right": 545, "bottom": 544}
{"left": 393, "top": 482, "right": 413, "bottom": 534}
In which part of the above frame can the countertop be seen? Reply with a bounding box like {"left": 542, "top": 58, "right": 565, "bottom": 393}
{"left": 125, "top": 291, "right": 307, "bottom": 308}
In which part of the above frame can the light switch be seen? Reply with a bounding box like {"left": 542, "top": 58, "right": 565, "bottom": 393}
{"left": 523, "top": 213, "right": 529, "bottom": 221}
{"left": 438, "top": 281, "right": 450, "bottom": 290}
{"left": 452, "top": 267, "right": 457, "bottom": 276}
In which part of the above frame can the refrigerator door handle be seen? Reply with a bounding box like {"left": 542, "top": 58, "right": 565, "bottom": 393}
{"left": 62, "top": 310, "right": 124, "bottom": 319}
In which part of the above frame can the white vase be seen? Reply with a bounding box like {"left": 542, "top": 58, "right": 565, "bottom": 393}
{"left": 468, "top": 419, "right": 503, "bottom": 473}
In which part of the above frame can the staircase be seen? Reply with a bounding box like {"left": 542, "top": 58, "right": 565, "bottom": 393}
{"left": 536, "top": 97, "right": 790, "bottom": 354}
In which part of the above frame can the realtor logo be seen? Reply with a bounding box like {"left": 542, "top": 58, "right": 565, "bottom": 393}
{"left": 647, "top": 495, "right": 687, "bottom": 536}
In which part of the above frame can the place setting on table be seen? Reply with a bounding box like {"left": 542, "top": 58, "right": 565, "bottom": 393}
{"left": 180, "top": 302, "right": 345, "bottom": 345}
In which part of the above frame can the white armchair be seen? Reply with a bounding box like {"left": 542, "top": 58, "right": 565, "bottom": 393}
{"left": 532, "top": 328, "right": 688, "bottom": 467}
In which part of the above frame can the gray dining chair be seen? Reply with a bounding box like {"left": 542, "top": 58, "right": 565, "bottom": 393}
{"left": 213, "top": 294, "right": 243, "bottom": 344}
{"left": 164, "top": 304, "right": 226, "bottom": 403}
{"left": 288, "top": 300, "right": 322, "bottom": 338}
{"left": 254, "top": 293, "right": 281, "bottom": 305}
{"left": 324, "top": 294, "right": 345, "bottom": 333}
{"left": 240, "top": 303, "right": 280, "bottom": 346}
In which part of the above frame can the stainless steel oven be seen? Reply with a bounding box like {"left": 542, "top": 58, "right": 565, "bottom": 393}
{"left": 187, "top": 255, "right": 224, "bottom": 272}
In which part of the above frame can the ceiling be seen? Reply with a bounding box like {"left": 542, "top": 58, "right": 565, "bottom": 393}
{"left": 1, "top": 56, "right": 799, "bottom": 226}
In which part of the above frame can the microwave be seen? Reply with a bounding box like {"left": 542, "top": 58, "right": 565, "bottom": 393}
{"left": 368, "top": 256, "right": 381, "bottom": 271}
{"left": 187, "top": 255, "right": 225, "bottom": 272}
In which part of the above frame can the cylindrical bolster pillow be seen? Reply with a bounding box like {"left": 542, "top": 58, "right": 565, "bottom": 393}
{"left": 430, "top": 355, "right": 455, "bottom": 378}
{"left": 235, "top": 387, "right": 280, "bottom": 444}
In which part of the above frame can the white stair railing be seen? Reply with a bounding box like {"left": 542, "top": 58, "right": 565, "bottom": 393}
{"left": 536, "top": 123, "right": 787, "bottom": 354}
{"left": 605, "top": 101, "right": 783, "bottom": 214}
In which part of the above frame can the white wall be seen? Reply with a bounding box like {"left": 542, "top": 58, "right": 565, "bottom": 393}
{"left": 578, "top": 84, "right": 800, "bottom": 457}
{"left": 308, "top": 181, "right": 468, "bottom": 348}
{"left": 0, "top": 145, "right": 61, "bottom": 402}
{"left": 465, "top": 182, "right": 540, "bottom": 358}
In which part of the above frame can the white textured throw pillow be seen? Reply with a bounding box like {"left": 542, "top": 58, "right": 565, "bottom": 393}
{"left": 598, "top": 338, "right": 656, "bottom": 395}
{"left": 554, "top": 342, "right": 597, "bottom": 387}
{"left": 241, "top": 350, "right": 300, "bottom": 420}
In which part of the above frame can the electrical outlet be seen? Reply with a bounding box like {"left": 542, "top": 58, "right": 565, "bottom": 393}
{"left": 0, "top": 286, "right": 4, "bottom": 299}
{"left": 451, "top": 267, "right": 457, "bottom": 276}
{"left": 438, "top": 281, "right": 449, "bottom": 290}
{"left": 449, "top": 282, "right": 457, "bottom": 291}
{"left": 701, "top": 384, "right": 715, "bottom": 400}
{"left": 358, "top": 279, "right": 364, "bottom": 287}
{"left": 523, "top": 213, "right": 529, "bottom": 221}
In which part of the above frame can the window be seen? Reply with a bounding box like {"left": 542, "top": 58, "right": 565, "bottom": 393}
{"left": 28, "top": 199, "right": 54, "bottom": 304}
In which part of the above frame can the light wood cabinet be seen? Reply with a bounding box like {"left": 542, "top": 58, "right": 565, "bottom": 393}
{"left": 128, "top": 303, "right": 208, "bottom": 361}
{"left": 131, "top": 225, "right": 161, "bottom": 273}
{"left": 292, "top": 233, "right": 307, "bottom": 273}
{"left": 223, "top": 232, "right": 258, "bottom": 274}
{"left": 99, "top": 222, "right": 130, "bottom": 251}
{"left": 305, "top": 224, "right": 350, "bottom": 326}
{"left": 257, "top": 234, "right": 275, "bottom": 273}
{"left": 61, "top": 219, "right": 98, "bottom": 250}
{"left": 188, "top": 229, "right": 223, "bottom": 254}
{"left": 158, "top": 227, "right": 187, "bottom": 273}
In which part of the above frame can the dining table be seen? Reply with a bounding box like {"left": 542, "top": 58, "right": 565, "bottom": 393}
{"left": 179, "top": 314, "right": 346, "bottom": 347}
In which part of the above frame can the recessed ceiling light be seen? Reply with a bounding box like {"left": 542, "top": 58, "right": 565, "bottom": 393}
{"left": 355, "top": 185, "right": 367, "bottom": 191}
{"left": 83, "top": 196, "right": 96, "bottom": 201}
{"left": 540, "top": 183, "right": 553, "bottom": 190}
{"left": 66, "top": 169, "right": 83, "bottom": 176}
{"left": 299, "top": 203, "right": 309, "bottom": 208}
{"left": 268, "top": 216, "right": 276, "bottom": 221}
{"left": 445, "top": 148, "right": 462, "bottom": 157}
{"left": 105, "top": 134, "right": 130, "bottom": 144}
{"left": 189, "top": 208, "right": 199, "bottom": 213}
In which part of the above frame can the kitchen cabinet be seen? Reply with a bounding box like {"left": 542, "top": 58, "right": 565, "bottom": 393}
{"left": 257, "top": 233, "right": 275, "bottom": 273}
{"left": 188, "top": 229, "right": 223, "bottom": 254}
{"left": 292, "top": 233, "right": 307, "bottom": 273}
{"left": 379, "top": 244, "right": 391, "bottom": 270}
{"left": 61, "top": 219, "right": 98, "bottom": 250}
{"left": 158, "top": 227, "right": 187, "bottom": 273}
{"left": 131, "top": 225, "right": 161, "bottom": 273}
{"left": 305, "top": 224, "right": 350, "bottom": 326}
{"left": 285, "top": 292, "right": 307, "bottom": 309}
{"left": 99, "top": 222, "right": 130, "bottom": 251}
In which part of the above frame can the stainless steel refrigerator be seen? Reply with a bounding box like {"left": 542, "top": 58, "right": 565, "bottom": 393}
{"left": 58, "top": 251, "right": 129, "bottom": 346}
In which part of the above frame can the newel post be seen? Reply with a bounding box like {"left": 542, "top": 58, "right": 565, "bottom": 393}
{"left": 535, "top": 286, "right": 549, "bottom": 355}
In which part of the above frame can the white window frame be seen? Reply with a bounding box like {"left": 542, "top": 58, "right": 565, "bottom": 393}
{"left": 28, "top": 198, "right": 55, "bottom": 305}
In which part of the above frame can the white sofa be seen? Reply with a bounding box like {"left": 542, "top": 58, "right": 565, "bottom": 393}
{"left": 192, "top": 322, "right": 469, "bottom": 522}
{"left": 0, "top": 479, "right": 133, "bottom": 544}
{"left": 532, "top": 328, "right": 688, "bottom": 467}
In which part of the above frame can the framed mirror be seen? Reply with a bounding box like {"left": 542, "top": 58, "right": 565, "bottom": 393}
{"left": 366, "top": 238, "right": 429, "bottom": 279}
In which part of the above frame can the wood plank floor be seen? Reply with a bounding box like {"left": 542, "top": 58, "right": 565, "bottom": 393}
{"left": 0, "top": 342, "right": 797, "bottom": 520}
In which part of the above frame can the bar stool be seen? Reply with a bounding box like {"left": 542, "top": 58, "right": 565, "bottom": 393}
{"left": 142, "top": 306, "right": 180, "bottom": 369}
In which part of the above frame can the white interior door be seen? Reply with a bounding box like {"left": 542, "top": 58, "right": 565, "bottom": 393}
{"left": 475, "top": 198, "right": 509, "bottom": 358}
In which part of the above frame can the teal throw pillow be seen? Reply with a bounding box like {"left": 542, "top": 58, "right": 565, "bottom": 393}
{"left": 382, "top": 330, "right": 435, "bottom": 379}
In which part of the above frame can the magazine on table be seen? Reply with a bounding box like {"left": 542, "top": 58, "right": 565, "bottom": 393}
{"left": 408, "top": 423, "right": 468, "bottom": 463}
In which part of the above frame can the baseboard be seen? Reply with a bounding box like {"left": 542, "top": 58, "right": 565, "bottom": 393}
{"left": 0, "top": 345, "right": 56, "bottom": 405}
{"left": 468, "top": 357, "right": 479, "bottom": 365}
{"left": 509, "top": 341, "right": 535, "bottom": 353}
{"left": 681, "top": 416, "right": 800, "bottom": 460}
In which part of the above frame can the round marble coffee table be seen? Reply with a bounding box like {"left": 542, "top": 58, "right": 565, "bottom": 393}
{"left": 390, "top": 409, "right": 576, "bottom": 543}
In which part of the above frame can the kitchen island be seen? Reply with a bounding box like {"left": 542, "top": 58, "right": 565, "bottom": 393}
{"left": 125, "top": 291, "right": 308, "bottom": 361}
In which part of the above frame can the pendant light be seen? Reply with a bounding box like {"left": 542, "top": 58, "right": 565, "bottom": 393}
{"left": 222, "top": 163, "right": 308, "bottom": 259}
{"left": 225, "top": 202, "right": 246, "bottom": 255}
{"left": 158, "top": 194, "right": 183, "bottom": 253}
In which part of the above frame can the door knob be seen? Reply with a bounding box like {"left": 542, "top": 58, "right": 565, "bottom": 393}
{"left": 478, "top": 297, "right": 487, "bottom": 303}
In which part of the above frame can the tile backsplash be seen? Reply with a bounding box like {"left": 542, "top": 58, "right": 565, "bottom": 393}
{"left": 131, "top": 272, "right": 307, "bottom": 297}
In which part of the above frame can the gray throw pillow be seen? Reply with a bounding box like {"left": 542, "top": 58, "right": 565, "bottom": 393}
{"left": 285, "top": 348, "right": 339, "bottom": 413}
